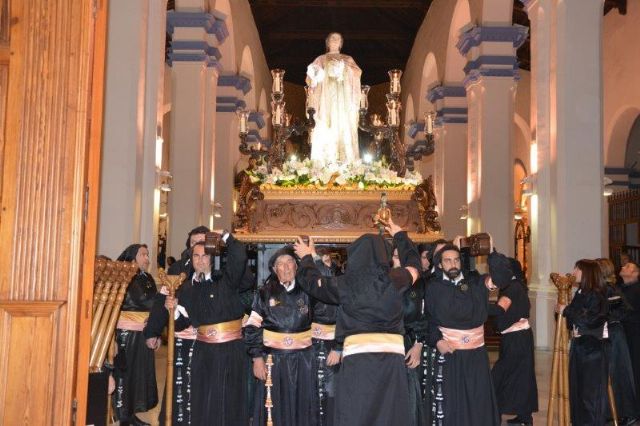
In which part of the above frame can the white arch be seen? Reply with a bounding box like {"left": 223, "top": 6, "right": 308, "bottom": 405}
{"left": 444, "top": 0, "right": 471, "bottom": 84}
{"left": 212, "top": 0, "right": 236, "bottom": 72}
{"left": 418, "top": 52, "right": 439, "bottom": 119}
{"left": 239, "top": 45, "right": 256, "bottom": 110}
{"left": 606, "top": 105, "right": 640, "bottom": 167}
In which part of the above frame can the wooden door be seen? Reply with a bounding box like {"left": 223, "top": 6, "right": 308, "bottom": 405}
{"left": 0, "top": 0, "right": 107, "bottom": 424}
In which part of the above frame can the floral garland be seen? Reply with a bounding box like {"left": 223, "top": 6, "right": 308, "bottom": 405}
{"left": 246, "top": 158, "right": 423, "bottom": 191}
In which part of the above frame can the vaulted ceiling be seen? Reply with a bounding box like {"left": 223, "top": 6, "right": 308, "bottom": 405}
{"left": 247, "top": 0, "right": 627, "bottom": 86}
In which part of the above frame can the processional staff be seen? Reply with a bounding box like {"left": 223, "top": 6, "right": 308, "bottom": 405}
{"left": 157, "top": 268, "right": 187, "bottom": 425}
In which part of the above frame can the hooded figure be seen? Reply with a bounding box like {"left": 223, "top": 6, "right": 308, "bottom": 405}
{"left": 112, "top": 243, "right": 158, "bottom": 426}
{"left": 296, "top": 230, "right": 420, "bottom": 426}
{"left": 488, "top": 251, "right": 538, "bottom": 426}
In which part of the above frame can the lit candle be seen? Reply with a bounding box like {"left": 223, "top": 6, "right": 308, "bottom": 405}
{"left": 271, "top": 69, "right": 285, "bottom": 95}
{"left": 360, "top": 85, "right": 370, "bottom": 110}
{"left": 257, "top": 142, "right": 262, "bottom": 151}
{"left": 388, "top": 69, "right": 402, "bottom": 95}
{"left": 386, "top": 97, "right": 399, "bottom": 126}
{"left": 426, "top": 112, "right": 434, "bottom": 135}
{"left": 236, "top": 108, "right": 248, "bottom": 135}
{"left": 371, "top": 114, "right": 382, "bottom": 127}
{"left": 285, "top": 112, "right": 292, "bottom": 127}
{"left": 272, "top": 101, "right": 285, "bottom": 126}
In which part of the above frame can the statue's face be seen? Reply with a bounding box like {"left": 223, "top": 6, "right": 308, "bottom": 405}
{"left": 327, "top": 33, "right": 342, "bottom": 52}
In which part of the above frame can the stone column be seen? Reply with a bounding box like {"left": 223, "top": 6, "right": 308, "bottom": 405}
{"left": 99, "top": 0, "right": 168, "bottom": 262}
{"left": 427, "top": 85, "right": 469, "bottom": 239}
{"left": 458, "top": 25, "right": 529, "bottom": 256}
{"left": 166, "top": 9, "right": 227, "bottom": 254}
{"left": 523, "top": 0, "right": 604, "bottom": 348}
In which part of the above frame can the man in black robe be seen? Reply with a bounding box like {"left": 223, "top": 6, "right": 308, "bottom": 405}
{"left": 423, "top": 243, "right": 500, "bottom": 426}
{"left": 168, "top": 225, "right": 209, "bottom": 277}
{"left": 244, "top": 246, "right": 318, "bottom": 426}
{"left": 168, "top": 234, "right": 249, "bottom": 426}
{"left": 311, "top": 248, "right": 341, "bottom": 426}
{"left": 620, "top": 260, "right": 640, "bottom": 408}
{"left": 113, "top": 244, "right": 158, "bottom": 426}
{"left": 294, "top": 220, "right": 420, "bottom": 426}
{"left": 487, "top": 252, "right": 538, "bottom": 426}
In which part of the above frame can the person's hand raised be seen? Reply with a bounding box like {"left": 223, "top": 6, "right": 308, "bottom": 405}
{"left": 294, "top": 236, "right": 316, "bottom": 259}
{"left": 383, "top": 217, "right": 402, "bottom": 237}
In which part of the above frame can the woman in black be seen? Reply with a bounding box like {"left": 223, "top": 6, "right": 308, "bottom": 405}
{"left": 488, "top": 252, "right": 538, "bottom": 426}
{"left": 558, "top": 259, "right": 609, "bottom": 426}
{"left": 596, "top": 258, "right": 639, "bottom": 425}
{"left": 295, "top": 220, "right": 420, "bottom": 426}
{"left": 112, "top": 243, "right": 158, "bottom": 426}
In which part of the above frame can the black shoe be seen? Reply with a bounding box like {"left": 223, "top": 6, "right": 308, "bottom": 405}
{"left": 507, "top": 416, "right": 533, "bottom": 426}
{"left": 131, "top": 415, "right": 150, "bottom": 426}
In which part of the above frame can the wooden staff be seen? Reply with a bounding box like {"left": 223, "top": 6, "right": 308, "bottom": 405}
{"left": 547, "top": 272, "right": 574, "bottom": 426}
{"left": 266, "top": 354, "right": 274, "bottom": 426}
{"left": 157, "top": 269, "right": 186, "bottom": 425}
{"left": 90, "top": 262, "right": 138, "bottom": 370}
{"left": 608, "top": 377, "right": 619, "bottom": 426}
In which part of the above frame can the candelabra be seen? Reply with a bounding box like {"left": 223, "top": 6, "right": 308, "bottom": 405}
{"left": 237, "top": 69, "right": 315, "bottom": 172}
{"left": 358, "top": 69, "right": 406, "bottom": 176}
{"left": 405, "top": 111, "right": 436, "bottom": 171}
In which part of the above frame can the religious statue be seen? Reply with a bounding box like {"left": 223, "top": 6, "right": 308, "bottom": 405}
{"left": 306, "top": 32, "right": 362, "bottom": 165}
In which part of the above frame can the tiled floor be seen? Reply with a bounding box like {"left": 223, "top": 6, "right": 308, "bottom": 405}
{"left": 126, "top": 347, "right": 558, "bottom": 425}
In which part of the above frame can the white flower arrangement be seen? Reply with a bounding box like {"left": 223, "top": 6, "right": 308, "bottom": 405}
{"left": 247, "top": 158, "right": 423, "bottom": 190}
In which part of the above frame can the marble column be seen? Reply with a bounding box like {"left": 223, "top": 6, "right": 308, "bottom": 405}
{"left": 166, "top": 8, "right": 227, "bottom": 255}
{"left": 523, "top": 0, "right": 605, "bottom": 349}
{"left": 427, "top": 85, "right": 469, "bottom": 239}
{"left": 458, "top": 25, "right": 529, "bottom": 256}
{"left": 215, "top": 74, "right": 251, "bottom": 229}
{"left": 99, "top": 0, "right": 168, "bottom": 264}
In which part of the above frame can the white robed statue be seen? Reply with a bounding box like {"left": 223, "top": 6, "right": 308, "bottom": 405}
{"left": 306, "top": 32, "right": 361, "bottom": 165}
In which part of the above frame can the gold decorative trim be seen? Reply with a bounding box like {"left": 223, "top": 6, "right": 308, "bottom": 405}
{"left": 233, "top": 231, "right": 443, "bottom": 244}
{"left": 260, "top": 187, "right": 415, "bottom": 201}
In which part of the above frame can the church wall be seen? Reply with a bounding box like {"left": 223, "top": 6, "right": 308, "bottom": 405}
{"left": 603, "top": 1, "right": 640, "bottom": 168}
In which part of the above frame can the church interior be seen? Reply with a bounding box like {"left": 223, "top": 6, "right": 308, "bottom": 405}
{"left": 0, "top": 0, "right": 639, "bottom": 424}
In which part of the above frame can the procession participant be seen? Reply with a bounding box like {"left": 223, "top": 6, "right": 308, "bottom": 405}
{"left": 168, "top": 233, "right": 249, "bottom": 426}
{"left": 244, "top": 246, "right": 318, "bottom": 426}
{"left": 112, "top": 244, "right": 158, "bottom": 426}
{"left": 168, "top": 225, "right": 209, "bottom": 277}
{"left": 558, "top": 259, "right": 609, "bottom": 426}
{"left": 311, "top": 247, "right": 341, "bottom": 426}
{"left": 488, "top": 252, "right": 538, "bottom": 426}
{"left": 620, "top": 261, "right": 640, "bottom": 411}
{"left": 294, "top": 218, "right": 420, "bottom": 426}
{"left": 596, "top": 257, "right": 639, "bottom": 425}
{"left": 423, "top": 243, "right": 500, "bottom": 426}
{"left": 393, "top": 247, "right": 427, "bottom": 426}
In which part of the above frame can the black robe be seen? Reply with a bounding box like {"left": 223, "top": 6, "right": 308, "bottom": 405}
{"left": 489, "top": 280, "right": 538, "bottom": 418}
{"left": 112, "top": 271, "right": 159, "bottom": 422}
{"left": 297, "top": 231, "right": 420, "bottom": 426}
{"left": 177, "top": 235, "right": 249, "bottom": 426}
{"left": 244, "top": 278, "right": 318, "bottom": 426}
{"left": 424, "top": 271, "right": 500, "bottom": 426}
{"left": 402, "top": 276, "right": 427, "bottom": 426}
{"left": 312, "top": 259, "right": 340, "bottom": 426}
{"left": 621, "top": 280, "right": 640, "bottom": 407}
{"left": 563, "top": 289, "right": 608, "bottom": 426}
{"left": 605, "top": 284, "right": 639, "bottom": 420}
{"left": 143, "top": 281, "right": 196, "bottom": 425}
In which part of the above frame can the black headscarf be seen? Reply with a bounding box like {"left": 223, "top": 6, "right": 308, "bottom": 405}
{"left": 117, "top": 243, "right": 145, "bottom": 262}
{"left": 488, "top": 250, "right": 514, "bottom": 289}
{"left": 344, "top": 234, "right": 393, "bottom": 296}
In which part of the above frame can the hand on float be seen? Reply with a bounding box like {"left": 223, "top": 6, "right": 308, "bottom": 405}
{"left": 253, "top": 357, "right": 267, "bottom": 381}
{"left": 383, "top": 217, "right": 402, "bottom": 237}
{"left": 555, "top": 303, "right": 566, "bottom": 315}
{"left": 294, "top": 236, "right": 316, "bottom": 259}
